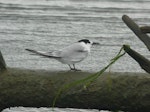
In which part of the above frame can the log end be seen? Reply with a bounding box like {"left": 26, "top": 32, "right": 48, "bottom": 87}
{"left": 0, "top": 51, "right": 7, "bottom": 72}
{"left": 140, "top": 26, "right": 150, "bottom": 33}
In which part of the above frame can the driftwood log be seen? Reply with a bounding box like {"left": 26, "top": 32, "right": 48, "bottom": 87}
{"left": 122, "top": 15, "right": 150, "bottom": 73}
{"left": 0, "top": 68, "right": 150, "bottom": 112}
{"left": 122, "top": 15, "right": 150, "bottom": 51}
{"left": 0, "top": 15, "right": 150, "bottom": 112}
{"left": 123, "top": 45, "right": 150, "bottom": 73}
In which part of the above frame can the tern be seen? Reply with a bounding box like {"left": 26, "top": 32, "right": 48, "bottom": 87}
{"left": 26, "top": 39, "right": 97, "bottom": 71}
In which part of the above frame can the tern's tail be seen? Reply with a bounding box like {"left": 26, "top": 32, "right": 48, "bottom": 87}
{"left": 25, "top": 49, "right": 59, "bottom": 58}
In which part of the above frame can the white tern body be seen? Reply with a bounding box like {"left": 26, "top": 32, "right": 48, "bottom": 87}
{"left": 26, "top": 39, "right": 94, "bottom": 70}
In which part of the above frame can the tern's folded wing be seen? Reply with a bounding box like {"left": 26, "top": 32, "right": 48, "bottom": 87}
{"left": 59, "top": 43, "right": 89, "bottom": 62}
{"left": 26, "top": 49, "right": 61, "bottom": 58}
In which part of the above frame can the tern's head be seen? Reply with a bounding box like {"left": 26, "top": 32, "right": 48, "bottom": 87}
{"left": 78, "top": 39, "right": 99, "bottom": 52}
{"left": 78, "top": 39, "right": 93, "bottom": 46}
{"left": 78, "top": 39, "right": 93, "bottom": 52}
{"left": 78, "top": 39, "right": 99, "bottom": 46}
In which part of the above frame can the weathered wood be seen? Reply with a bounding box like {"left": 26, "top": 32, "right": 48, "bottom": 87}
{"left": 123, "top": 45, "right": 150, "bottom": 73}
{"left": 0, "top": 51, "right": 7, "bottom": 71}
{"left": 140, "top": 26, "right": 150, "bottom": 33}
{"left": 0, "top": 68, "right": 150, "bottom": 112}
{"left": 122, "top": 15, "right": 150, "bottom": 51}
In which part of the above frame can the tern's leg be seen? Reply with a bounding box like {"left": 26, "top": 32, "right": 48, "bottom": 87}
{"left": 73, "top": 64, "right": 76, "bottom": 70}
{"left": 68, "top": 64, "right": 77, "bottom": 71}
{"left": 68, "top": 64, "right": 73, "bottom": 70}
{"left": 73, "top": 64, "right": 81, "bottom": 71}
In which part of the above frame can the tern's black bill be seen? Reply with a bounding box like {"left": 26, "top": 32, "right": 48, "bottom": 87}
{"left": 92, "top": 42, "right": 100, "bottom": 45}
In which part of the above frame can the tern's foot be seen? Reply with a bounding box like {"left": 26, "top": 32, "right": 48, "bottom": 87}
{"left": 70, "top": 68, "right": 81, "bottom": 71}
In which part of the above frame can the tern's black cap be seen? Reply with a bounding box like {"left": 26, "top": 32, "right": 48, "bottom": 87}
{"left": 78, "top": 39, "right": 91, "bottom": 44}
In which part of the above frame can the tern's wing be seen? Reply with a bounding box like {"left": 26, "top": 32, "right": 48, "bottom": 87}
{"left": 60, "top": 43, "right": 89, "bottom": 62}
{"left": 25, "top": 49, "right": 61, "bottom": 58}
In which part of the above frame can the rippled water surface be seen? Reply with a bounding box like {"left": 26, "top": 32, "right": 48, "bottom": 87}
{"left": 0, "top": 0, "right": 150, "bottom": 111}
{"left": 2, "top": 107, "right": 110, "bottom": 112}
{"left": 0, "top": 0, "right": 150, "bottom": 72}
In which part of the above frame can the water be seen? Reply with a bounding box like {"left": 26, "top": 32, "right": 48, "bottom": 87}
{"left": 2, "top": 107, "right": 109, "bottom": 112}
{"left": 0, "top": 0, "right": 150, "bottom": 72}
{"left": 0, "top": 0, "right": 150, "bottom": 111}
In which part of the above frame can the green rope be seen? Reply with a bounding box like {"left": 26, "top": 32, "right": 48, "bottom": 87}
{"left": 52, "top": 45, "right": 126, "bottom": 107}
